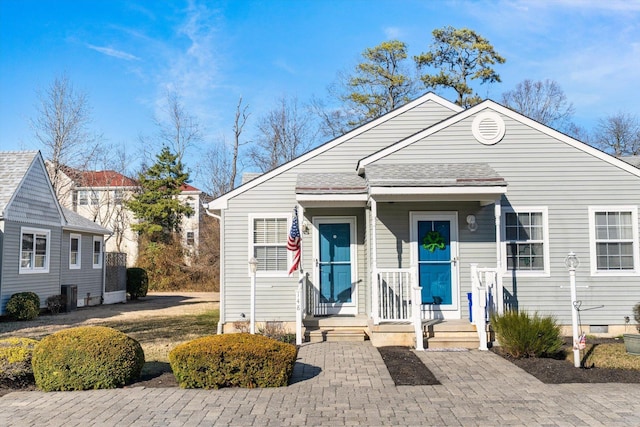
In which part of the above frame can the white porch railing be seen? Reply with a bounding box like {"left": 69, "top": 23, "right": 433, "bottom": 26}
{"left": 375, "top": 269, "right": 414, "bottom": 323}
{"left": 470, "top": 264, "right": 503, "bottom": 350}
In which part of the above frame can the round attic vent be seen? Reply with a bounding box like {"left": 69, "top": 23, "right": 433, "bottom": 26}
{"left": 472, "top": 112, "right": 505, "bottom": 145}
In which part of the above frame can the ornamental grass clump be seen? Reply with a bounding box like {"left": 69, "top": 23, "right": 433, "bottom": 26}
{"left": 5, "top": 292, "right": 41, "bottom": 321}
{"left": 32, "top": 326, "right": 145, "bottom": 391}
{"left": 169, "top": 333, "right": 297, "bottom": 389}
{"left": 491, "top": 310, "right": 563, "bottom": 358}
{"left": 0, "top": 337, "right": 39, "bottom": 388}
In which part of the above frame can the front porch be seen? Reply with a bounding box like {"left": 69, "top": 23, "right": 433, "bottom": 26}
{"left": 297, "top": 266, "right": 501, "bottom": 349}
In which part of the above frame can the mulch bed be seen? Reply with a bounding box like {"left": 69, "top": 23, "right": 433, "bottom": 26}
{"left": 491, "top": 338, "right": 640, "bottom": 384}
{"left": 378, "top": 346, "right": 440, "bottom": 386}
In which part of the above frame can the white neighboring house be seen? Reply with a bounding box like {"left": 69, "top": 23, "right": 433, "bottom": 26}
{"left": 53, "top": 166, "right": 205, "bottom": 266}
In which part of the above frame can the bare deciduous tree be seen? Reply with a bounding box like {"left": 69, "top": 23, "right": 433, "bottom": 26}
{"left": 501, "top": 79, "right": 575, "bottom": 131}
{"left": 593, "top": 112, "right": 640, "bottom": 156}
{"left": 31, "top": 74, "right": 101, "bottom": 200}
{"left": 249, "top": 95, "right": 316, "bottom": 172}
{"left": 203, "top": 97, "right": 251, "bottom": 197}
{"left": 140, "top": 90, "right": 203, "bottom": 165}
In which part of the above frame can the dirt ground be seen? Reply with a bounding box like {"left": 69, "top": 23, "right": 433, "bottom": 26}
{"left": 0, "top": 292, "right": 218, "bottom": 340}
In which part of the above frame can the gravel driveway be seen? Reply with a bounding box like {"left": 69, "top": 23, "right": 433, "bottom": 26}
{"left": 0, "top": 292, "right": 219, "bottom": 339}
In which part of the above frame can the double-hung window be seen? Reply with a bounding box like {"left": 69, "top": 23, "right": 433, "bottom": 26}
{"left": 503, "top": 207, "right": 549, "bottom": 274}
{"left": 250, "top": 215, "right": 289, "bottom": 276}
{"left": 78, "top": 190, "right": 89, "bottom": 206}
{"left": 70, "top": 234, "right": 81, "bottom": 269}
{"left": 20, "top": 228, "right": 50, "bottom": 273}
{"left": 93, "top": 237, "right": 103, "bottom": 268}
{"left": 589, "top": 207, "right": 639, "bottom": 274}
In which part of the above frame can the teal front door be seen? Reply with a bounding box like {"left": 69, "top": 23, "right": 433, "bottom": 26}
{"left": 412, "top": 213, "right": 459, "bottom": 318}
{"left": 315, "top": 218, "right": 356, "bottom": 315}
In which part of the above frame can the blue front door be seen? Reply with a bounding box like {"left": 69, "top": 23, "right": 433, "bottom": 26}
{"left": 418, "top": 220, "right": 452, "bottom": 305}
{"left": 316, "top": 218, "right": 356, "bottom": 315}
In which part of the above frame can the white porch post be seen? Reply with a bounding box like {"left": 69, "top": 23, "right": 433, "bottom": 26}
{"left": 413, "top": 281, "right": 424, "bottom": 351}
{"left": 370, "top": 198, "right": 380, "bottom": 325}
{"left": 296, "top": 275, "right": 303, "bottom": 345}
{"left": 296, "top": 204, "right": 304, "bottom": 346}
{"left": 494, "top": 198, "right": 504, "bottom": 315}
{"left": 471, "top": 263, "right": 488, "bottom": 351}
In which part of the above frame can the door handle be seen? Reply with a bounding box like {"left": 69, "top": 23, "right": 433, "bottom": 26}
{"left": 315, "top": 259, "right": 319, "bottom": 267}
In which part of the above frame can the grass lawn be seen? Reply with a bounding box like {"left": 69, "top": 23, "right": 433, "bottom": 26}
{"left": 100, "top": 309, "right": 219, "bottom": 363}
{"left": 574, "top": 340, "right": 640, "bottom": 370}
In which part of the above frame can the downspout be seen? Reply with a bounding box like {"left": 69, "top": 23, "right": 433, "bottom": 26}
{"left": 204, "top": 203, "right": 224, "bottom": 334}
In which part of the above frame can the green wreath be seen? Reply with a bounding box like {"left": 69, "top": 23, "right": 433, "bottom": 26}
{"left": 422, "top": 230, "right": 446, "bottom": 252}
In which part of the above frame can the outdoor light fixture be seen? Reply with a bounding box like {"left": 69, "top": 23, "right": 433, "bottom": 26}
{"left": 301, "top": 219, "right": 310, "bottom": 235}
{"left": 249, "top": 257, "right": 258, "bottom": 334}
{"left": 564, "top": 251, "right": 581, "bottom": 368}
{"left": 466, "top": 214, "right": 478, "bottom": 232}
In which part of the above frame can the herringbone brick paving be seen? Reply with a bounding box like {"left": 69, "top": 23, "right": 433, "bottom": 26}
{"left": 1, "top": 342, "right": 639, "bottom": 426}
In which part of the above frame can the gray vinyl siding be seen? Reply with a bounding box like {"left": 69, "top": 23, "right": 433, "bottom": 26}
{"left": 4, "top": 159, "right": 62, "bottom": 226}
{"left": 220, "top": 100, "right": 457, "bottom": 323}
{"left": 372, "top": 111, "right": 640, "bottom": 325}
{"left": 0, "top": 220, "right": 62, "bottom": 314}
{"left": 60, "top": 231, "right": 104, "bottom": 304}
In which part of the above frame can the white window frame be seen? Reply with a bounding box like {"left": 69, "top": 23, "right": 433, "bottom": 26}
{"left": 501, "top": 207, "right": 550, "bottom": 276}
{"left": 588, "top": 206, "right": 639, "bottom": 276}
{"left": 69, "top": 233, "right": 81, "bottom": 269}
{"left": 78, "top": 190, "right": 89, "bottom": 206}
{"left": 248, "top": 213, "right": 292, "bottom": 278}
{"left": 19, "top": 227, "right": 51, "bottom": 274}
{"left": 93, "top": 237, "right": 103, "bottom": 269}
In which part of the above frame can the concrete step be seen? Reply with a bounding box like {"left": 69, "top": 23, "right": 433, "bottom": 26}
{"left": 426, "top": 337, "right": 480, "bottom": 349}
{"left": 304, "top": 315, "right": 368, "bottom": 329}
{"left": 305, "top": 328, "right": 368, "bottom": 343}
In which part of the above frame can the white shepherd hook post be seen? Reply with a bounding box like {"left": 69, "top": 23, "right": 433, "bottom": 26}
{"left": 565, "top": 252, "right": 580, "bottom": 368}
{"left": 249, "top": 257, "right": 258, "bottom": 334}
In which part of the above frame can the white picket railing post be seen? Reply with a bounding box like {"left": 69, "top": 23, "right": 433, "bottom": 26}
{"left": 413, "top": 284, "right": 424, "bottom": 351}
{"left": 296, "top": 274, "right": 303, "bottom": 346}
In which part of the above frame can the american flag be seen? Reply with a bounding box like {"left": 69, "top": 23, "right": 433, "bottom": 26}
{"left": 287, "top": 206, "right": 301, "bottom": 276}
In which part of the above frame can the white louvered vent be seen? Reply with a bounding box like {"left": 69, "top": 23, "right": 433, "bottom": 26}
{"left": 472, "top": 112, "right": 505, "bottom": 145}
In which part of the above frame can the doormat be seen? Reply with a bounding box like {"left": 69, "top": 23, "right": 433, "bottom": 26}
{"left": 377, "top": 346, "right": 440, "bottom": 386}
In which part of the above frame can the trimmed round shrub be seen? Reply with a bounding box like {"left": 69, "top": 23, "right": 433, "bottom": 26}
{"left": 5, "top": 292, "right": 40, "bottom": 321}
{"left": 0, "top": 337, "right": 39, "bottom": 388}
{"left": 127, "top": 267, "right": 149, "bottom": 299}
{"left": 32, "top": 326, "right": 145, "bottom": 391}
{"left": 491, "top": 310, "right": 563, "bottom": 358}
{"left": 169, "top": 333, "right": 297, "bottom": 389}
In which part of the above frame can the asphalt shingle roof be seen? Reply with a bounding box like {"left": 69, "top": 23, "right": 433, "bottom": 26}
{"left": 296, "top": 173, "right": 367, "bottom": 194}
{"left": 365, "top": 163, "right": 507, "bottom": 187}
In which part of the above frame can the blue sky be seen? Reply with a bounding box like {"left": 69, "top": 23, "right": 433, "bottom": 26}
{"left": 1, "top": 0, "right": 639, "bottom": 189}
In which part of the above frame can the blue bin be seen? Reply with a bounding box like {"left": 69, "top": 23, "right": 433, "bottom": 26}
{"left": 467, "top": 292, "right": 473, "bottom": 322}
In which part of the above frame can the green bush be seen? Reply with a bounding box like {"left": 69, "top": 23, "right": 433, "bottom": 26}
{"left": 491, "top": 310, "right": 563, "bottom": 358}
{"left": 0, "top": 338, "right": 39, "bottom": 388}
{"left": 169, "top": 333, "right": 297, "bottom": 389}
{"left": 46, "top": 294, "right": 65, "bottom": 314}
{"left": 127, "top": 267, "right": 149, "bottom": 299}
{"left": 32, "top": 326, "right": 145, "bottom": 391}
{"left": 5, "top": 292, "right": 40, "bottom": 321}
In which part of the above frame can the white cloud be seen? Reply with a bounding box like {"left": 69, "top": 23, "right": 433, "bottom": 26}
{"left": 384, "top": 26, "right": 404, "bottom": 39}
{"left": 86, "top": 44, "right": 140, "bottom": 61}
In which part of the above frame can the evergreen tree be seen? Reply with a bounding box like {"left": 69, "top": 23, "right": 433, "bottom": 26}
{"left": 126, "top": 146, "right": 193, "bottom": 242}
{"left": 415, "top": 26, "right": 505, "bottom": 108}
